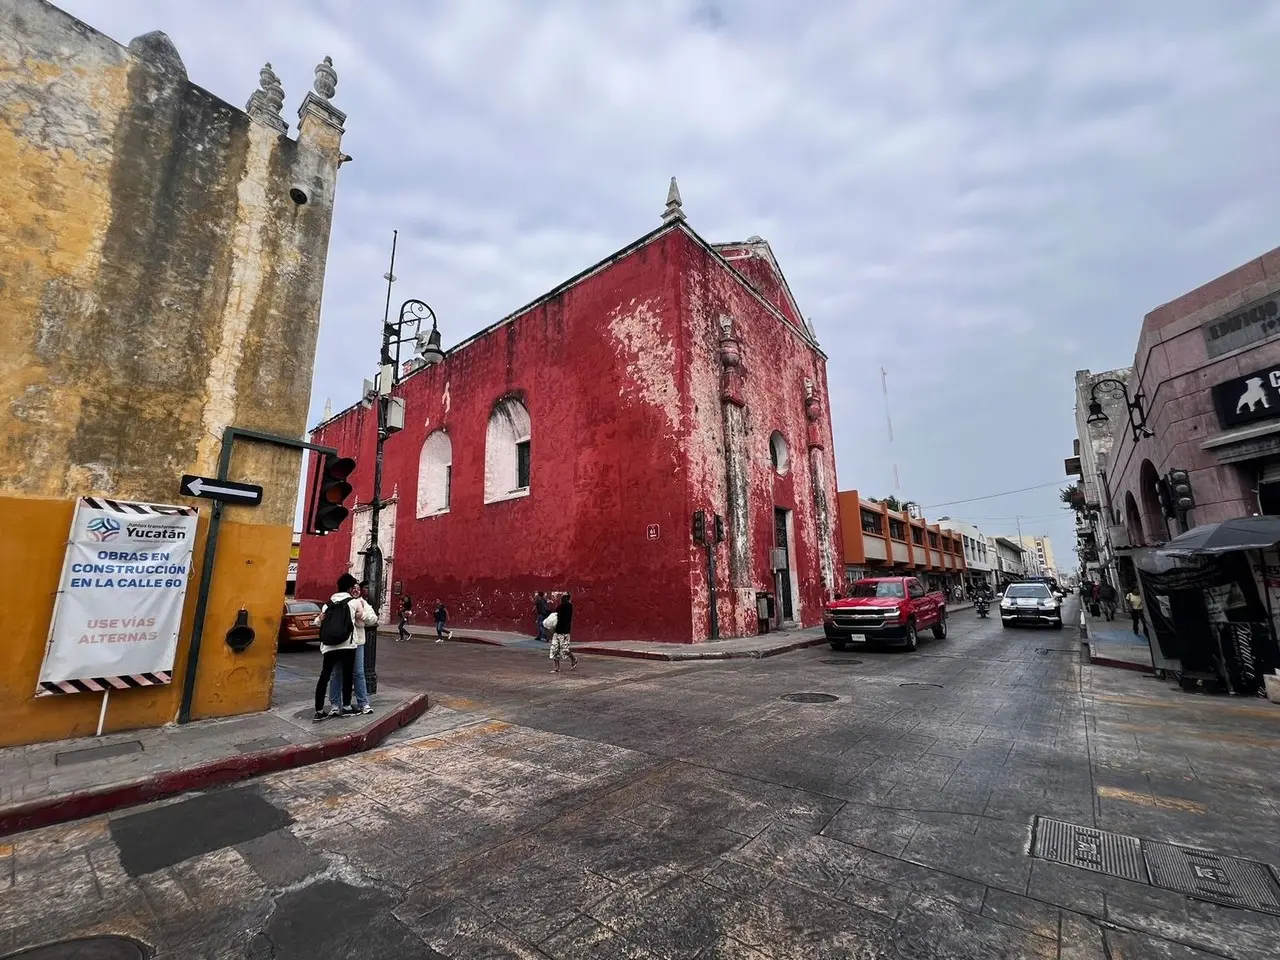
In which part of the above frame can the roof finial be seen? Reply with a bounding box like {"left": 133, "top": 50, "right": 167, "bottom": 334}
{"left": 245, "top": 62, "right": 287, "bottom": 133}
{"left": 313, "top": 55, "right": 338, "bottom": 100}
{"left": 323, "top": 397, "right": 333, "bottom": 421}
{"left": 662, "top": 177, "right": 685, "bottom": 223}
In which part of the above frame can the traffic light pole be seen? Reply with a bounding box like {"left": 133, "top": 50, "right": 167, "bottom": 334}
{"left": 178, "top": 427, "right": 338, "bottom": 724}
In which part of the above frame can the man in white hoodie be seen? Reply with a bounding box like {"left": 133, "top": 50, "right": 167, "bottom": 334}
{"left": 313, "top": 573, "right": 379, "bottom": 722}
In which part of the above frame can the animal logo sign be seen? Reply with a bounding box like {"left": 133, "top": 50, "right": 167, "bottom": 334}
{"left": 1237, "top": 377, "right": 1270, "bottom": 414}
{"left": 1213, "top": 366, "right": 1280, "bottom": 429}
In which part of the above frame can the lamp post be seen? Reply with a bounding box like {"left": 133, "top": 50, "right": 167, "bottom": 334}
{"left": 362, "top": 234, "right": 444, "bottom": 694}
{"left": 1085, "top": 378, "right": 1155, "bottom": 445}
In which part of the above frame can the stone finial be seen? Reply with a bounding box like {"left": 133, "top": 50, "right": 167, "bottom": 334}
{"left": 323, "top": 397, "right": 333, "bottom": 421}
{"left": 662, "top": 177, "right": 685, "bottom": 223}
{"left": 246, "top": 62, "right": 287, "bottom": 133}
{"left": 313, "top": 56, "right": 338, "bottom": 100}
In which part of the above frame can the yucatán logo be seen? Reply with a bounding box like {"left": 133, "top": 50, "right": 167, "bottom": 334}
{"left": 125, "top": 522, "right": 188, "bottom": 541}
{"left": 86, "top": 516, "right": 121, "bottom": 542}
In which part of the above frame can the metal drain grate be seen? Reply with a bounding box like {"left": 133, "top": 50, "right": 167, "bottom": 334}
{"left": 1144, "top": 842, "right": 1280, "bottom": 915}
{"left": 819, "top": 658, "right": 864, "bottom": 665}
{"left": 899, "top": 682, "right": 943, "bottom": 689}
{"left": 1032, "top": 817, "right": 1148, "bottom": 882}
{"left": 780, "top": 693, "right": 839, "bottom": 703}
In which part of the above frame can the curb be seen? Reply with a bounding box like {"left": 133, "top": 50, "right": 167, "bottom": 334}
{"left": 1083, "top": 642, "right": 1156, "bottom": 675}
{"left": 575, "top": 636, "right": 827, "bottom": 662}
{"left": 0, "top": 693, "right": 430, "bottom": 840}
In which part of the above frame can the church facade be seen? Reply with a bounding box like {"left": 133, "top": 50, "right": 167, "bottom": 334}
{"left": 296, "top": 185, "right": 843, "bottom": 643}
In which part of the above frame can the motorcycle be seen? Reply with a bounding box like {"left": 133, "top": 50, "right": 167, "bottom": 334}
{"left": 974, "top": 596, "right": 990, "bottom": 618}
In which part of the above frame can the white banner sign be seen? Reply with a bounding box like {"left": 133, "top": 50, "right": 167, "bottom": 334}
{"left": 37, "top": 497, "right": 199, "bottom": 695}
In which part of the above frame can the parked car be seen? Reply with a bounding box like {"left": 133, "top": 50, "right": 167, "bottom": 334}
{"left": 279, "top": 599, "right": 323, "bottom": 647}
{"left": 1000, "top": 582, "right": 1063, "bottom": 629}
{"left": 823, "top": 576, "right": 948, "bottom": 651}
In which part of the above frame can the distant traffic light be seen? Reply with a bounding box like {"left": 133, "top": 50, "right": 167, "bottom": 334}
{"left": 692, "top": 510, "right": 707, "bottom": 545}
{"left": 714, "top": 514, "right": 726, "bottom": 544}
{"left": 311, "top": 454, "right": 356, "bottom": 534}
{"left": 1167, "top": 468, "right": 1195, "bottom": 513}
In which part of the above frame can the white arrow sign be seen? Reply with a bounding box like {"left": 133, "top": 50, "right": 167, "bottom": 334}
{"left": 180, "top": 474, "right": 263, "bottom": 505}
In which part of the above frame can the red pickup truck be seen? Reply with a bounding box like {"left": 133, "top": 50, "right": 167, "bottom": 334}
{"left": 823, "top": 576, "right": 948, "bottom": 651}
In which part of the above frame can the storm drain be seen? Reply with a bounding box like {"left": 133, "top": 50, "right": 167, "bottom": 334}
{"left": 1037, "top": 648, "right": 1077, "bottom": 656}
{"left": 1145, "top": 841, "right": 1280, "bottom": 915}
{"left": 2, "top": 935, "right": 150, "bottom": 958}
{"left": 1031, "top": 818, "right": 1280, "bottom": 915}
{"left": 780, "top": 693, "right": 839, "bottom": 703}
{"left": 899, "top": 682, "right": 943, "bottom": 689}
{"left": 1032, "top": 817, "right": 1148, "bottom": 882}
{"left": 819, "top": 658, "right": 864, "bottom": 666}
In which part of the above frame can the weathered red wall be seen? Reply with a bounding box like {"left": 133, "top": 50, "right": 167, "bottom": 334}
{"left": 297, "top": 225, "right": 842, "bottom": 642}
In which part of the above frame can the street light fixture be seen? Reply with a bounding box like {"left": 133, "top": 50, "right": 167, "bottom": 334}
{"left": 1086, "top": 377, "right": 1155, "bottom": 445}
{"left": 363, "top": 238, "right": 445, "bottom": 693}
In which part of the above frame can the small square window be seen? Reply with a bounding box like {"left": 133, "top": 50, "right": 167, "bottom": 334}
{"left": 516, "top": 440, "right": 531, "bottom": 489}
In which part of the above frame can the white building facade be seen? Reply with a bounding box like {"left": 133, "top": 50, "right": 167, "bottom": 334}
{"left": 987, "top": 536, "right": 1027, "bottom": 584}
{"left": 938, "top": 518, "right": 995, "bottom": 593}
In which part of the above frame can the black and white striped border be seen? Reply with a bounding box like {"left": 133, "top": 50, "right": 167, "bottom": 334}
{"left": 37, "top": 671, "right": 173, "bottom": 696}
{"left": 82, "top": 497, "right": 195, "bottom": 517}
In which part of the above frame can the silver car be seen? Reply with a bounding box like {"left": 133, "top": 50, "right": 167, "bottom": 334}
{"left": 1000, "top": 582, "right": 1064, "bottom": 629}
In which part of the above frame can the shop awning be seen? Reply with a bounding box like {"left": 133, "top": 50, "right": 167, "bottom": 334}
{"left": 1157, "top": 515, "right": 1280, "bottom": 556}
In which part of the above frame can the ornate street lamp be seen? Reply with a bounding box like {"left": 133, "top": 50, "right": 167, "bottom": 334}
{"left": 1086, "top": 377, "right": 1155, "bottom": 445}
{"left": 362, "top": 234, "right": 445, "bottom": 693}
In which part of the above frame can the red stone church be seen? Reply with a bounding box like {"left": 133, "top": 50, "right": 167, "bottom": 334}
{"left": 295, "top": 182, "right": 843, "bottom": 643}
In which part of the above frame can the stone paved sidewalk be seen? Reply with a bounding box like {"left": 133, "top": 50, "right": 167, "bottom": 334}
{"left": 0, "top": 660, "right": 434, "bottom": 837}
{"left": 1081, "top": 603, "right": 1155, "bottom": 671}
{"left": 390, "top": 601, "right": 975, "bottom": 661}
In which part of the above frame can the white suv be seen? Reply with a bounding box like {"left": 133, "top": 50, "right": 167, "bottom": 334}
{"left": 1000, "top": 582, "right": 1063, "bottom": 629}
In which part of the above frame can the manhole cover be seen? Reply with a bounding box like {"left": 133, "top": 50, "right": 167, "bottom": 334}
{"left": 898, "top": 682, "right": 943, "bottom": 688}
{"left": 1032, "top": 817, "right": 1147, "bottom": 882}
{"left": 819, "top": 658, "right": 864, "bottom": 665}
{"left": 780, "top": 693, "right": 839, "bottom": 703}
{"left": 2, "top": 935, "right": 150, "bottom": 959}
{"left": 1145, "top": 841, "right": 1280, "bottom": 915}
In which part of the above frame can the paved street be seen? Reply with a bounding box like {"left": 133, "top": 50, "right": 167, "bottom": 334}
{"left": 5, "top": 599, "right": 1280, "bottom": 959}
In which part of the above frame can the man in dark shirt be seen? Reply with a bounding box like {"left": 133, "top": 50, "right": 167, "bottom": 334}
{"left": 535, "top": 591, "right": 549, "bottom": 642}
{"left": 398, "top": 595, "right": 412, "bottom": 642}
{"left": 434, "top": 599, "right": 449, "bottom": 643}
{"left": 550, "top": 592, "right": 577, "bottom": 673}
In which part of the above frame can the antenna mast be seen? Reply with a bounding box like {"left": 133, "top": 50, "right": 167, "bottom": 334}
{"left": 882, "top": 367, "right": 900, "bottom": 492}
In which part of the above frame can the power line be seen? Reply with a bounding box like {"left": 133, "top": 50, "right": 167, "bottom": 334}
{"left": 921, "top": 480, "right": 1067, "bottom": 509}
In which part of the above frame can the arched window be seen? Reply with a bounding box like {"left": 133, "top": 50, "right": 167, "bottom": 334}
{"left": 417, "top": 430, "right": 452, "bottom": 517}
{"left": 769, "top": 431, "right": 790, "bottom": 475}
{"left": 484, "top": 397, "right": 531, "bottom": 503}
{"left": 1139, "top": 460, "right": 1167, "bottom": 544}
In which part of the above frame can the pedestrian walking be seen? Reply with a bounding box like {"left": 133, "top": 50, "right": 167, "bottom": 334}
{"left": 398, "top": 594, "right": 412, "bottom": 643}
{"left": 1126, "top": 586, "right": 1147, "bottom": 638}
{"left": 327, "top": 580, "right": 377, "bottom": 715}
{"left": 313, "top": 573, "right": 378, "bottom": 722}
{"left": 1098, "top": 581, "right": 1117, "bottom": 621}
{"left": 535, "top": 591, "right": 549, "bottom": 642}
{"left": 434, "top": 598, "right": 450, "bottom": 643}
{"left": 548, "top": 592, "right": 577, "bottom": 673}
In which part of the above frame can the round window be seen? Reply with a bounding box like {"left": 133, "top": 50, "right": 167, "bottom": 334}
{"left": 769, "top": 432, "right": 789, "bottom": 475}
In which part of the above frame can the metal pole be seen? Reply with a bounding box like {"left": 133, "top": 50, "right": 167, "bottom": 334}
{"left": 706, "top": 542, "right": 719, "bottom": 640}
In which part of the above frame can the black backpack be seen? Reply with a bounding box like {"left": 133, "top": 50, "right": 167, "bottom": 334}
{"left": 318, "top": 598, "right": 354, "bottom": 646}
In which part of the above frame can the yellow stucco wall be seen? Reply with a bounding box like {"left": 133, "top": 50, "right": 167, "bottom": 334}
{"left": 0, "top": 2, "right": 345, "bottom": 744}
{"left": 1, "top": 493, "right": 291, "bottom": 747}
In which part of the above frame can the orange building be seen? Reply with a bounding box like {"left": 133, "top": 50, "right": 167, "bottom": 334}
{"left": 837, "top": 491, "right": 967, "bottom": 596}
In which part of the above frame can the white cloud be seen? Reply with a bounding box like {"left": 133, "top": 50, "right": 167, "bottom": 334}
{"left": 57, "top": 0, "right": 1280, "bottom": 560}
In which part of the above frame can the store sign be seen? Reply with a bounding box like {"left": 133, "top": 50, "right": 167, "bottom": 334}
{"left": 1203, "top": 293, "right": 1280, "bottom": 358}
{"left": 1211, "top": 365, "right": 1280, "bottom": 429}
{"left": 37, "top": 497, "right": 198, "bottom": 695}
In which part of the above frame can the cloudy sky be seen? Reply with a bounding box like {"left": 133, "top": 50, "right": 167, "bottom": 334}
{"left": 65, "top": 0, "right": 1280, "bottom": 568}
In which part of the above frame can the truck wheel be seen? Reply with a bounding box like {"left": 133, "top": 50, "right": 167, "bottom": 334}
{"left": 904, "top": 621, "right": 918, "bottom": 652}
{"left": 829, "top": 640, "right": 847, "bottom": 651}
{"left": 932, "top": 616, "right": 947, "bottom": 640}
{"left": 1053, "top": 619, "right": 1063, "bottom": 630}
{"left": 1001, "top": 620, "right": 1009, "bottom": 629}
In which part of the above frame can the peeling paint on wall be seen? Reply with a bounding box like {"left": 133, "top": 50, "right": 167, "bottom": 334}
{"left": 607, "top": 298, "right": 681, "bottom": 435}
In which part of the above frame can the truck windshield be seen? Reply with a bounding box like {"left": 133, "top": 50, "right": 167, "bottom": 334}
{"left": 849, "top": 582, "right": 905, "bottom": 599}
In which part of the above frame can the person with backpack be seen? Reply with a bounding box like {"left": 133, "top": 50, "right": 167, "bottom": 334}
{"left": 548, "top": 592, "right": 577, "bottom": 673}
{"left": 313, "top": 573, "right": 378, "bottom": 722}
{"left": 325, "top": 579, "right": 377, "bottom": 716}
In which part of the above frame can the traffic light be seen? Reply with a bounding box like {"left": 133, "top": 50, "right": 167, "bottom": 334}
{"left": 1156, "top": 476, "right": 1173, "bottom": 519}
{"left": 1167, "top": 468, "right": 1195, "bottom": 513}
{"left": 311, "top": 454, "right": 356, "bottom": 534}
{"left": 714, "top": 514, "right": 726, "bottom": 544}
{"left": 692, "top": 510, "right": 707, "bottom": 545}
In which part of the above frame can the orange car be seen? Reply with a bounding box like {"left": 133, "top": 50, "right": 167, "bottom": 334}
{"left": 279, "top": 599, "right": 323, "bottom": 648}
